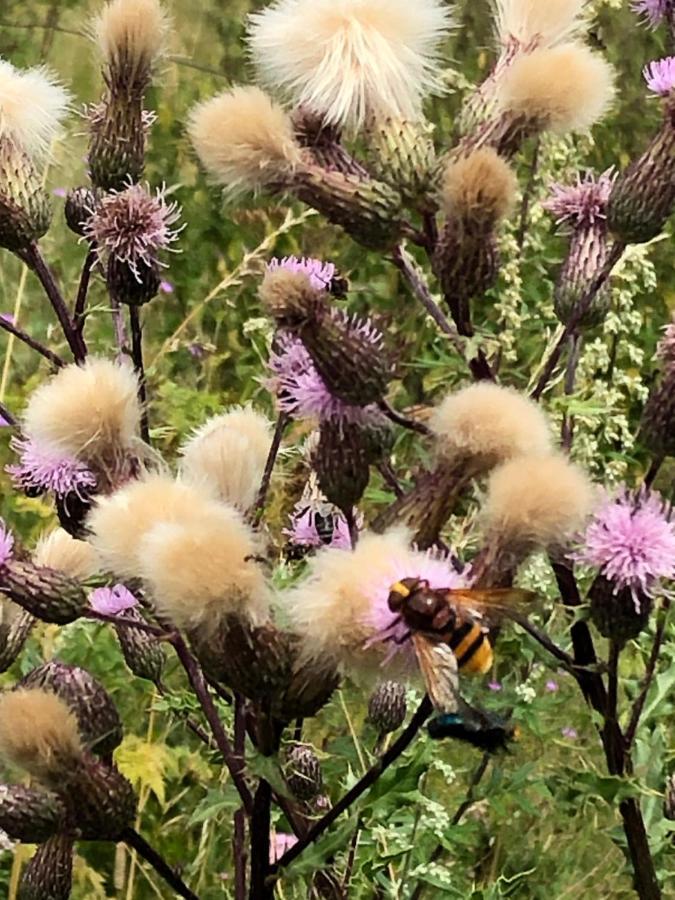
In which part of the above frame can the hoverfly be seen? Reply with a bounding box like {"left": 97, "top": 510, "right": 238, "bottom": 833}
{"left": 386, "top": 577, "right": 534, "bottom": 749}
{"left": 427, "top": 706, "right": 518, "bottom": 752}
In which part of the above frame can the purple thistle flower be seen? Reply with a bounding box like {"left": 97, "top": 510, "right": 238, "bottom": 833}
{"left": 267, "top": 256, "right": 337, "bottom": 292}
{"left": 657, "top": 318, "right": 675, "bottom": 365}
{"left": 6, "top": 437, "right": 97, "bottom": 499}
{"left": 89, "top": 584, "right": 138, "bottom": 616}
{"left": 577, "top": 488, "right": 675, "bottom": 600}
{"left": 561, "top": 726, "right": 578, "bottom": 740}
{"left": 488, "top": 681, "right": 502, "bottom": 692}
{"left": 267, "top": 331, "right": 385, "bottom": 425}
{"left": 160, "top": 280, "right": 174, "bottom": 294}
{"left": 543, "top": 170, "right": 616, "bottom": 228}
{"left": 0, "top": 520, "right": 14, "bottom": 569}
{"left": 85, "top": 182, "right": 183, "bottom": 281}
{"left": 632, "top": 0, "right": 671, "bottom": 28}
{"left": 644, "top": 57, "right": 675, "bottom": 96}
{"left": 284, "top": 497, "right": 354, "bottom": 550}
{"left": 546, "top": 680, "right": 559, "bottom": 693}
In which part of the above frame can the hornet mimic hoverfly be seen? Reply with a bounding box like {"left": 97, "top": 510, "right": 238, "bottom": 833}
{"left": 386, "top": 577, "right": 535, "bottom": 750}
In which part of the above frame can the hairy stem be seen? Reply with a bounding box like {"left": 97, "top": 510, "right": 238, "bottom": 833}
{"left": 121, "top": 827, "right": 199, "bottom": 900}
{"left": 270, "top": 696, "right": 433, "bottom": 879}
{"left": 0, "top": 315, "right": 64, "bottom": 367}
{"left": 251, "top": 412, "right": 288, "bottom": 526}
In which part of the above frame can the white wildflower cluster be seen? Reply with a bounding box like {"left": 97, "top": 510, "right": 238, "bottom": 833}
{"left": 430, "top": 758, "right": 457, "bottom": 785}
{"left": 515, "top": 682, "right": 537, "bottom": 704}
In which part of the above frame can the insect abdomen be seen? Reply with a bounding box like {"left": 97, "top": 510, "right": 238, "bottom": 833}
{"left": 449, "top": 621, "right": 493, "bottom": 675}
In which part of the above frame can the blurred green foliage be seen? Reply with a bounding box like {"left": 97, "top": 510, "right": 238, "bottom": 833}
{"left": 0, "top": 1, "right": 674, "bottom": 897}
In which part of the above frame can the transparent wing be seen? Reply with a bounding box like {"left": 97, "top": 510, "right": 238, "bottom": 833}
{"left": 412, "top": 633, "right": 460, "bottom": 715}
{"left": 446, "top": 588, "right": 537, "bottom": 621}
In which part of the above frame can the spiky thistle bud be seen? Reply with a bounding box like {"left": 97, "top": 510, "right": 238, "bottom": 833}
{"left": 284, "top": 744, "right": 323, "bottom": 801}
{"left": 64, "top": 186, "right": 98, "bottom": 236}
{"left": 18, "top": 833, "right": 73, "bottom": 900}
{"left": 115, "top": 606, "right": 165, "bottom": 683}
{"left": 260, "top": 269, "right": 390, "bottom": 407}
{"left": 0, "top": 61, "right": 70, "bottom": 251}
{"left": 88, "top": 0, "right": 169, "bottom": 189}
{"left": 366, "top": 118, "right": 437, "bottom": 205}
{"left": 367, "top": 680, "right": 408, "bottom": 734}
{"left": 19, "top": 661, "right": 123, "bottom": 758}
{"left": 0, "top": 784, "right": 66, "bottom": 844}
{"left": 589, "top": 574, "right": 652, "bottom": 644}
{"left": 608, "top": 59, "right": 675, "bottom": 244}
{"left": 0, "top": 600, "right": 35, "bottom": 674}
{"left": 0, "top": 560, "right": 89, "bottom": 625}
{"left": 314, "top": 419, "right": 372, "bottom": 516}
{"left": 642, "top": 324, "right": 675, "bottom": 455}
{"left": 433, "top": 149, "right": 517, "bottom": 332}
{"left": 544, "top": 170, "right": 616, "bottom": 327}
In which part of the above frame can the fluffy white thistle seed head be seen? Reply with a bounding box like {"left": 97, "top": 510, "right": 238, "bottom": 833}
{"left": 247, "top": 0, "right": 452, "bottom": 130}
{"left": 22, "top": 357, "right": 141, "bottom": 464}
{"left": 94, "top": 0, "right": 169, "bottom": 86}
{"left": 33, "top": 529, "right": 100, "bottom": 580}
{"left": 180, "top": 406, "right": 274, "bottom": 512}
{"left": 440, "top": 148, "right": 518, "bottom": 223}
{"left": 430, "top": 383, "right": 553, "bottom": 464}
{"left": 492, "top": 0, "right": 587, "bottom": 49}
{"left": 496, "top": 43, "right": 615, "bottom": 134}
{"left": 188, "top": 87, "right": 302, "bottom": 197}
{"left": 0, "top": 59, "right": 71, "bottom": 159}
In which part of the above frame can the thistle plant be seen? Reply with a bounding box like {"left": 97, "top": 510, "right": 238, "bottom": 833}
{"left": 0, "top": 1, "right": 674, "bottom": 899}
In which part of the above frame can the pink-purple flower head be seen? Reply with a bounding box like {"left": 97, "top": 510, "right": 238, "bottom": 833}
{"left": 85, "top": 181, "right": 183, "bottom": 281}
{"left": 267, "top": 331, "right": 384, "bottom": 425}
{"left": 632, "top": 0, "right": 671, "bottom": 28}
{"left": 267, "top": 256, "right": 337, "bottom": 292}
{"left": 6, "top": 437, "right": 96, "bottom": 499}
{"left": 544, "top": 169, "right": 616, "bottom": 229}
{"left": 577, "top": 488, "right": 675, "bottom": 600}
{"left": 0, "top": 520, "right": 14, "bottom": 569}
{"left": 89, "top": 584, "right": 138, "bottom": 616}
{"left": 644, "top": 57, "right": 675, "bottom": 96}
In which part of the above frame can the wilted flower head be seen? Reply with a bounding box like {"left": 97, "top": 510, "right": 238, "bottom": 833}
{"left": 266, "top": 256, "right": 337, "bottom": 292}
{"left": 544, "top": 169, "right": 616, "bottom": 228}
{"left": 267, "top": 332, "right": 384, "bottom": 425}
{"left": 0, "top": 59, "right": 70, "bottom": 159}
{"left": 248, "top": 0, "right": 452, "bottom": 129}
{"left": 7, "top": 436, "right": 97, "bottom": 499}
{"left": 85, "top": 182, "right": 181, "bottom": 280}
{"left": 89, "top": 584, "right": 138, "bottom": 616}
{"left": 644, "top": 57, "right": 675, "bottom": 96}
{"left": 632, "top": 0, "right": 671, "bottom": 28}
{"left": 284, "top": 528, "right": 466, "bottom": 674}
{"left": 0, "top": 520, "right": 14, "bottom": 569}
{"left": 577, "top": 488, "right": 675, "bottom": 599}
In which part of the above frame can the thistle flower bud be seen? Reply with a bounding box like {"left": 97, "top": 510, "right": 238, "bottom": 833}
{"left": 293, "top": 164, "right": 404, "bottom": 251}
{"left": 0, "top": 784, "right": 66, "bottom": 844}
{"left": 0, "top": 601, "right": 34, "bottom": 673}
{"left": 88, "top": 0, "right": 169, "bottom": 189}
{"left": 107, "top": 254, "right": 160, "bottom": 306}
{"left": 0, "top": 60, "right": 70, "bottom": 251}
{"left": 0, "top": 560, "right": 89, "bottom": 625}
{"left": 261, "top": 270, "right": 390, "bottom": 407}
{"left": 284, "top": 744, "right": 323, "bottom": 801}
{"left": 366, "top": 118, "right": 437, "bottom": 204}
{"left": 71, "top": 753, "right": 137, "bottom": 841}
{"left": 589, "top": 575, "right": 651, "bottom": 644}
{"left": 292, "top": 107, "right": 369, "bottom": 178}
{"left": 0, "top": 689, "right": 83, "bottom": 784}
{"left": 19, "top": 661, "right": 123, "bottom": 758}
{"left": 18, "top": 833, "right": 73, "bottom": 900}
{"left": 367, "top": 680, "right": 408, "bottom": 734}
{"left": 180, "top": 406, "right": 274, "bottom": 513}
{"left": 64, "top": 186, "right": 98, "bottom": 236}
{"left": 114, "top": 606, "right": 165, "bottom": 683}
{"left": 314, "top": 419, "right": 372, "bottom": 515}
{"left": 544, "top": 171, "right": 615, "bottom": 327}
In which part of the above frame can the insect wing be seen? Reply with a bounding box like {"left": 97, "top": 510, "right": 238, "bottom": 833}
{"left": 412, "top": 633, "right": 460, "bottom": 715}
{"left": 446, "top": 588, "right": 537, "bottom": 618}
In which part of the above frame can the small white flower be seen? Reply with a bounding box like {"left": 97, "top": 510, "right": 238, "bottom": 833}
{"left": 515, "top": 683, "right": 536, "bottom": 704}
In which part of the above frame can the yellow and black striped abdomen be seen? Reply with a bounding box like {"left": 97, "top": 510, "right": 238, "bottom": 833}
{"left": 448, "top": 619, "right": 493, "bottom": 675}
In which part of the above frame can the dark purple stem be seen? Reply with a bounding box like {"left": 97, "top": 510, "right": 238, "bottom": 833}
{"left": 251, "top": 412, "right": 288, "bottom": 526}
{"left": 86, "top": 610, "right": 172, "bottom": 638}
{"left": 74, "top": 246, "right": 97, "bottom": 333}
{"left": 249, "top": 779, "right": 273, "bottom": 899}
{"left": 121, "top": 827, "right": 199, "bottom": 900}
{"left": 270, "top": 696, "right": 433, "bottom": 880}
{"left": 378, "top": 399, "right": 431, "bottom": 436}
{"left": 0, "top": 315, "right": 64, "bottom": 367}
{"left": 128, "top": 305, "right": 150, "bottom": 443}
{"left": 234, "top": 694, "right": 248, "bottom": 900}
{"left": 625, "top": 601, "right": 670, "bottom": 750}
{"left": 23, "top": 243, "right": 87, "bottom": 362}
{"left": 0, "top": 401, "right": 16, "bottom": 426}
